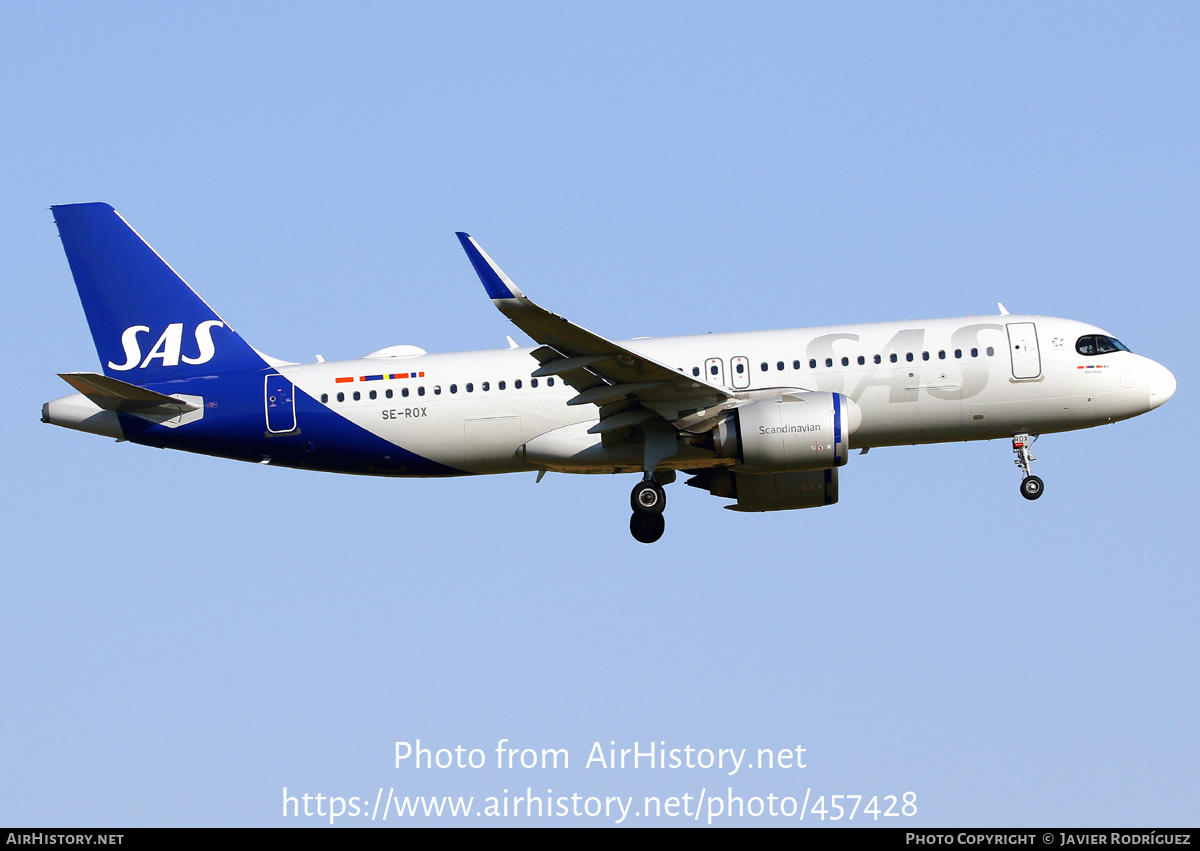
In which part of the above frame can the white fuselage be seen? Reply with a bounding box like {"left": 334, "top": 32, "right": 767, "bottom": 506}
{"left": 41, "top": 204, "right": 1178, "bottom": 539}
{"left": 283, "top": 313, "right": 1174, "bottom": 476}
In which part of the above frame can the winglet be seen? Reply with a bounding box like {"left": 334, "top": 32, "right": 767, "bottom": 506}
{"left": 455, "top": 232, "right": 526, "bottom": 300}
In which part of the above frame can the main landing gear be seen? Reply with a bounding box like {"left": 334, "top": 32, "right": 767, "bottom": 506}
{"left": 629, "top": 474, "right": 668, "bottom": 544}
{"left": 630, "top": 428, "right": 677, "bottom": 544}
{"left": 1012, "top": 433, "right": 1044, "bottom": 501}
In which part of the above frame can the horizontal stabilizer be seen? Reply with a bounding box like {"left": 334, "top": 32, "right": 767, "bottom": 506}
{"left": 58, "top": 372, "right": 200, "bottom": 414}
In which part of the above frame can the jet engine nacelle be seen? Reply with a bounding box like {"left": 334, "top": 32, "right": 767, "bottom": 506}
{"left": 713, "top": 391, "right": 859, "bottom": 472}
{"left": 686, "top": 467, "right": 839, "bottom": 512}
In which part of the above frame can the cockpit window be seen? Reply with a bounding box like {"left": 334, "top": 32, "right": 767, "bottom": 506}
{"left": 1076, "top": 335, "right": 1131, "bottom": 356}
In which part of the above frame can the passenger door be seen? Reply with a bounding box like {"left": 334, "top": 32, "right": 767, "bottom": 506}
{"left": 1007, "top": 323, "right": 1042, "bottom": 380}
{"left": 265, "top": 374, "right": 297, "bottom": 433}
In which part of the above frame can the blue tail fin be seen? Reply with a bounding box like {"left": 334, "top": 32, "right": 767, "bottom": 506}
{"left": 52, "top": 203, "right": 267, "bottom": 384}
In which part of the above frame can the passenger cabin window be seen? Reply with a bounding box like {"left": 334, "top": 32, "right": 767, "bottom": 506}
{"left": 761, "top": 362, "right": 768, "bottom": 372}
{"left": 386, "top": 389, "right": 393, "bottom": 398}
{"left": 874, "top": 355, "right": 881, "bottom": 364}
{"left": 777, "top": 361, "right": 784, "bottom": 371}
{"left": 369, "top": 389, "right": 377, "bottom": 400}
{"left": 857, "top": 356, "right": 865, "bottom": 365}
{"left": 825, "top": 357, "right": 833, "bottom": 368}
{"left": 986, "top": 346, "right": 994, "bottom": 357}
{"left": 889, "top": 354, "right": 898, "bottom": 363}
{"left": 841, "top": 357, "right": 849, "bottom": 366}
{"left": 793, "top": 360, "right": 801, "bottom": 370}
{"left": 809, "top": 359, "right": 817, "bottom": 369}
{"left": 515, "top": 379, "right": 522, "bottom": 389}
{"left": 1076, "top": 335, "right": 1131, "bottom": 356}
{"left": 321, "top": 393, "right": 328, "bottom": 403}
{"left": 693, "top": 367, "right": 700, "bottom": 377}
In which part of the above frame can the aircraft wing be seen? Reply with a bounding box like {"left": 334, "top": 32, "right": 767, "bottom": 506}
{"left": 456, "top": 233, "right": 733, "bottom": 433}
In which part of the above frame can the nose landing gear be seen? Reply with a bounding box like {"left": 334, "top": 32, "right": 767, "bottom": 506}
{"left": 1012, "top": 433, "right": 1043, "bottom": 500}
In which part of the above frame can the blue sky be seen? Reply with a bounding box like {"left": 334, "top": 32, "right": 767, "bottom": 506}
{"left": 2, "top": 2, "right": 1197, "bottom": 826}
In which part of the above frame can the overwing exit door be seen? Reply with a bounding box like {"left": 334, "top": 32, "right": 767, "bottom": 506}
{"left": 730, "top": 356, "right": 751, "bottom": 389}
{"left": 704, "top": 357, "right": 725, "bottom": 386}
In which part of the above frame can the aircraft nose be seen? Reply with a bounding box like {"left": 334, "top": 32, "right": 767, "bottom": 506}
{"left": 1146, "top": 360, "right": 1176, "bottom": 410}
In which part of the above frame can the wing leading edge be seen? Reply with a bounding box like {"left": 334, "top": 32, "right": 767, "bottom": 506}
{"left": 455, "top": 233, "right": 734, "bottom": 434}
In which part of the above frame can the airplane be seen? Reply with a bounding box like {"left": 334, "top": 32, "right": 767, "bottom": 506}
{"left": 42, "top": 202, "right": 1176, "bottom": 543}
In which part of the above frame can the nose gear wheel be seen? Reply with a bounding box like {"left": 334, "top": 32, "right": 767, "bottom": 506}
{"left": 1012, "top": 434, "right": 1044, "bottom": 500}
